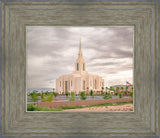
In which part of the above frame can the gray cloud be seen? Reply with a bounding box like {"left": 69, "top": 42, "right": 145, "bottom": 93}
{"left": 27, "top": 26, "right": 133, "bottom": 88}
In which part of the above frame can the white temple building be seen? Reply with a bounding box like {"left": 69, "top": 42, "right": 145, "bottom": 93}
{"left": 56, "top": 39, "right": 104, "bottom": 95}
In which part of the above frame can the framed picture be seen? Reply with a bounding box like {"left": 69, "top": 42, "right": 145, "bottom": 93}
{"left": 1, "top": 1, "right": 159, "bottom": 137}
{"left": 26, "top": 26, "right": 134, "bottom": 112}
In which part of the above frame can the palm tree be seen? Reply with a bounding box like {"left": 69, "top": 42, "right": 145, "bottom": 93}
{"left": 121, "top": 87, "right": 124, "bottom": 92}
{"left": 109, "top": 86, "right": 113, "bottom": 90}
{"left": 116, "top": 87, "right": 119, "bottom": 93}
{"left": 101, "top": 87, "right": 104, "bottom": 95}
{"left": 125, "top": 86, "right": 129, "bottom": 95}
{"left": 105, "top": 87, "right": 108, "bottom": 92}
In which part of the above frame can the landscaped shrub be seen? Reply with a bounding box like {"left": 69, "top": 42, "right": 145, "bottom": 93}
{"left": 41, "top": 93, "right": 53, "bottom": 102}
{"left": 27, "top": 104, "right": 62, "bottom": 111}
{"left": 115, "top": 92, "right": 118, "bottom": 96}
{"left": 27, "top": 104, "right": 36, "bottom": 111}
{"left": 90, "top": 90, "right": 94, "bottom": 99}
{"left": 130, "top": 92, "right": 133, "bottom": 98}
{"left": 65, "top": 92, "right": 69, "bottom": 98}
{"left": 103, "top": 92, "right": 112, "bottom": 99}
{"left": 80, "top": 91, "right": 86, "bottom": 100}
{"left": 30, "top": 91, "right": 39, "bottom": 104}
{"left": 119, "top": 93, "right": 122, "bottom": 98}
{"left": 69, "top": 92, "right": 75, "bottom": 101}
{"left": 53, "top": 92, "right": 58, "bottom": 100}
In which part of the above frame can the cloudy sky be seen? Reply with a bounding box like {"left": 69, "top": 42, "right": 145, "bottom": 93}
{"left": 27, "top": 26, "right": 133, "bottom": 89}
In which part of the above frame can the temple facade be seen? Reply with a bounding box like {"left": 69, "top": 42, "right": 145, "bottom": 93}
{"left": 56, "top": 39, "right": 104, "bottom": 95}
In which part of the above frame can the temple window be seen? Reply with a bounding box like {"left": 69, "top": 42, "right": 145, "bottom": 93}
{"left": 83, "top": 80, "right": 85, "bottom": 90}
{"left": 65, "top": 81, "right": 68, "bottom": 92}
{"left": 71, "top": 80, "right": 72, "bottom": 86}
{"left": 77, "top": 63, "right": 79, "bottom": 71}
{"left": 83, "top": 64, "right": 85, "bottom": 71}
{"left": 60, "top": 81, "right": 61, "bottom": 87}
{"left": 95, "top": 79, "right": 96, "bottom": 89}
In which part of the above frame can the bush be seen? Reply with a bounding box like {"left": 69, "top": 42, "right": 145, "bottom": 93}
{"left": 103, "top": 92, "right": 112, "bottom": 99}
{"left": 130, "top": 92, "right": 133, "bottom": 98}
{"left": 37, "top": 93, "right": 41, "bottom": 96}
{"left": 53, "top": 92, "right": 58, "bottom": 99}
{"left": 27, "top": 104, "right": 62, "bottom": 111}
{"left": 115, "top": 92, "right": 118, "bottom": 96}
{"left": 41, "top": 93, "right": 53, "bottom": 102}
{"left": 65, "top": 92, "right": 69, "bottom": 97}
{"left": 27, "top": 104, "right": 36, "bottom": 111}
{"left": 69, "top": 97, "right": 75, "bottom": 101}
{"left": 69, "top": 92, "right": 75, "bottom": 101}
{"left": 80, "top": 91, "right": 86, "bottom": 100}
{"left": 30, "top": 91, "right": 39, "bottom": 104}
{"left": 119, "top": 93, "right": 122, "bottom": 98}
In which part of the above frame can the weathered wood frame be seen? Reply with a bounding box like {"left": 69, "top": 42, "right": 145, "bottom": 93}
{"left": 1, "top": 1, "right": 159, "bottom": 137}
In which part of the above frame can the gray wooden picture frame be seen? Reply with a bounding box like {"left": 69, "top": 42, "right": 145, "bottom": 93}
{"left": 1, "top": 1, "right": 159, "bottom": 137}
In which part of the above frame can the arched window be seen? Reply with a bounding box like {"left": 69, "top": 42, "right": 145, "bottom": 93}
{"left": 95, "top": 79, "right": 96, "bottom": 89}
{"left": 83, "top": 80, "right": 85, "bottom": 90}
{"left": 83, "top": 64, "right": 85, "bottom": 71}
{"left": 77, "top": 63, "right": 79, "bottom": 71}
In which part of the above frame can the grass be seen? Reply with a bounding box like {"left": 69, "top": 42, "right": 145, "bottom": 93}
{"left": 27, "top": 104, "right": 62, "bottom": 111}
{"left": 86, "top": 101, "right": 133, "bottom": 108}
{"left": 27, "top": 101, "right": 133, "bottom": 111}
{"left": 61, "top": 105, "right": 84, "bottom": 109}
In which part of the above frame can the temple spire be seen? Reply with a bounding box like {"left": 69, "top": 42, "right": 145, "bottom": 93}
{"left": 79, "top": 38, "right": 81, "bottom": 50}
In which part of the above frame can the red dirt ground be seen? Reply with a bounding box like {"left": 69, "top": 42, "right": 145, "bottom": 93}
{"left": 37, "top": 98, "right": 133, "bottom": 108}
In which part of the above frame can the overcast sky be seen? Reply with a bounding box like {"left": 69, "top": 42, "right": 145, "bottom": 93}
{"left": 27, "top": 26, "right": 133, "bottom": 89}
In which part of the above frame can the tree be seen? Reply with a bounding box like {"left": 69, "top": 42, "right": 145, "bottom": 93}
{"left": 45, "top": 91, "right": 49, "bottom": 95}
{"left": 109, "top": 86, "right": 113, "bottom": 90}
{"left": 65, "top": 92, "right": 69, "bottom": 99}
{"left": 103, "top": 92, "right": 112, "bottom": 99}
{"left": 121, "top": 87, "right": 124, "bottom": 92}
{"left": 125, "top": 86, "right": 129, "bottom": 95}
{"left": 80, "top": 91, "right": 86, "bottom": 100}
{"left": 90, "top": 90, "right": 94, "bottom": 99}
{"left": 41, "top": 93, "right": 53, "bottom": 102}
{"left": 116, "top": 87, "right": 119, "bottom": 93}
{"left": 101, "top": 87, "right": 104, "bottom": 95}
{"left": 53, "top": 92, "right": 58, "bottom": 100}
{"left": 119, "top": 92, "right": 122, "bottom": 98}
{"left": 53, "top": 88, "right": 55, "bottom": 92}
{"left": 105, "top": 87, "right": 108, "bottom": 92}
{"left": 69, "top": 92, "right": 75, "bottom": 101}
{"left": 114, "top": 92, "right": 118, "bottom": 96}
{"left": 30, "top": 91, "right": 39, "bottom": 105}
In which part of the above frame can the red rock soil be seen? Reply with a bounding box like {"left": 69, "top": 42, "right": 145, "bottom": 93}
{"left": 64, "top": 103, "right": 133, "bottom": 111}
{"left": 37, "top": 98, "right": 133, "bottom": 110}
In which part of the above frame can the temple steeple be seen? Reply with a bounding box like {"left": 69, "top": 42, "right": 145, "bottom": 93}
{"left": 78, "top": 38, "right": 83, "bottom": 58}
{"left": 75, "top": 38, "right": 86, "bottom": 72}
